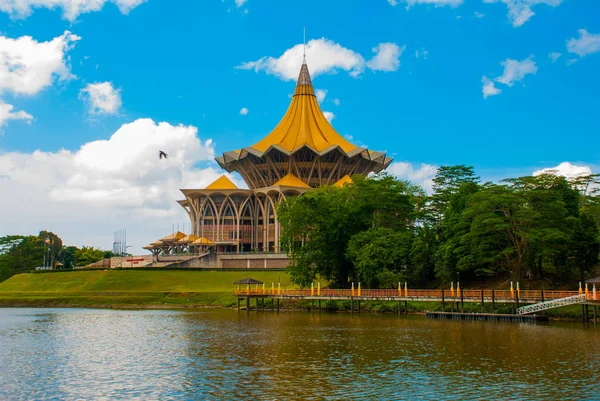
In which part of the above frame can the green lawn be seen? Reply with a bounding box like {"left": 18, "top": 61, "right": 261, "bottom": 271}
{"left": 0, "top": 270, "right": 294, "bottom": 308}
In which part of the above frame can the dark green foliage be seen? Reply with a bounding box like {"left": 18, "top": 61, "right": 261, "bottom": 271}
{"left": 279, "top": 166, "right": 600, "bottom": 289}
{"left": 0, "top": 232, "right": 111, "bottom": 283}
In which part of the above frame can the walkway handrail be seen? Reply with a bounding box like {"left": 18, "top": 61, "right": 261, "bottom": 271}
{"left": 233, "top": 288, "right": 584, "bottom": 299}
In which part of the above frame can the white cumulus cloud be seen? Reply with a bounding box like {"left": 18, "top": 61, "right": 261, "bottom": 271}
{"left": 496, "top": 57, "right": 537, "bottom": 86}
{"left": 0, "top": 31, "right": 79, "bottom": 127}
{"left": 315, "top": 89, "right": 327, "bottom": 103}
{"left": 548, "top": 52, "right": 562, "bottom": 62}
{"left": 533, "top": 162, "right": 593, "bottom": 179}
{"left": 367, "top": 43, "right": 405, "bottom": 72}
{"left": 482, "top": 57, "right": 537, "bottom": 99}
{"left": 0, "top": 118, "right": 238, "bottom": 253}
{"left": 239, "top": 107, "right": 249, "bottom": 115}
{"left": 323, "top": 111, "right": 335, "bottom": 122}
{"left": 483, "top": 0, "right": 563, "bottom": 27}
{"left": 567, "top": 29, "right": 600, "bottom": 57}
{"left": 482, "top": 76, "right": 501, "bottom": 99}
{"left": 387, "top": 162, "right": 438, "bottom": 193}
{"left": 0, "top": 0, "right": 146, "bottom": 21}
{"left": 234, "top": 0, "right": 247, "bottom": 7}
{"left": 80, "top": 82, "right": 122, "bottom": 115}
{"left": 0, "top": 31, "right": 80, "bottom": 95}
{"left": 0, "top": 101, "right": 33, "bottom": 127}
{"left": 237, "top": 38, "right": 405, "bottom": 81}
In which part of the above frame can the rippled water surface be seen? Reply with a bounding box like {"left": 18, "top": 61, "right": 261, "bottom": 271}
{"left": 0, "top": 308, "right": 599, "bottom": 400}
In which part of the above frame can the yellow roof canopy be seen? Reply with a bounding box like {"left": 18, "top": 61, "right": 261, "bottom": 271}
{"left": 273, "top": 173, "right": 311, "bottom": 188}
{"left": 160, "top": 231, "right": 186, "bottom": 242}
{"left": 192, "top": 237, "right": 216, "bottom": 246}
{"left": 248, "top": 61, "right": 358, "bottom": 156}
{"left": 334, "top": 175, "right": 353, "bottom": 187}
{"left": 178, "top": 234, "right": 199, "bottom": 243}
{"left": 205, "top": 175, "right": 238, "bottom": 190}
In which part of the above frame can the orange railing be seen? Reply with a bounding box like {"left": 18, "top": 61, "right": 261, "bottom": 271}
{"left": 233, "top": 287, "right": 588, "bottom": 301}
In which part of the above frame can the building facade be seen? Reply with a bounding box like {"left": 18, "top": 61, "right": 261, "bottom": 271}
{"left": 145, "top": 60, "right": 391, "bottom": 256}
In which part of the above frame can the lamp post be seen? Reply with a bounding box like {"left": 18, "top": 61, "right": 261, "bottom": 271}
{"left": 126, "top": 245, "right": 133, "bottom": 268}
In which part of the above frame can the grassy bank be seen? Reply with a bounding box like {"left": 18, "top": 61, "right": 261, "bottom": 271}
{"left": 0, "top": 270, "right": 591, "bottom": 319}
{"left": 0, "top": 270, "right": 293, "bottom": 308}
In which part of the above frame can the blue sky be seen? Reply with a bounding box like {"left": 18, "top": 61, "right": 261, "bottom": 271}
{"left": 0, "top": 0, "right": 599, "bottom": 251}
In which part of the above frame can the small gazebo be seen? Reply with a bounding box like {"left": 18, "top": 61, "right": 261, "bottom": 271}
{"left": 234, "top": 277, "right": 264, "bottom": 295}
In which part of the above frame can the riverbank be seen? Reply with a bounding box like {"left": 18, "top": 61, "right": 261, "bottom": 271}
{"left": 0, "top": 270, "right": 590, "bottom": 320}
{"left": 0, "top": 270, "right": 293, "bottom": 308}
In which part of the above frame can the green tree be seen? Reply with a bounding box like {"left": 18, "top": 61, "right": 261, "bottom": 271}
{"left": 346, "top": 227, "right": 413, "bottom": 287}
{"left": 430, "top": 165, "right": 479, "bottom": 223}
{"left": 59, "top": 246, "right": 79, "bottom": 269}
{"left": 570, "top": 211, "right": 600, "bottom": 281}
{"left": 279, "top": 173, "right": 418, "bottom": 287}
{"left": 74, "top": 246, "right": 105, "bottom": 267}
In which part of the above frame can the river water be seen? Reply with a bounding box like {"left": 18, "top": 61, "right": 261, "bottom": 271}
{"left": 0, "top": 308, "right": 598, "bottom": 400}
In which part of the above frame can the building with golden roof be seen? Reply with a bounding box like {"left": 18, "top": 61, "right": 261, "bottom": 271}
{"left": 146, "top": 59, "right": 391, "bottom": 259}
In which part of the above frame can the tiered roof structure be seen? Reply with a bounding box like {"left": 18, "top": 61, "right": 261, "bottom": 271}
{"left": 147, "top": 58, "right": 391, "bottom": 255}
{"left": 215, "top": 59, "right": 391, "bottom": 189}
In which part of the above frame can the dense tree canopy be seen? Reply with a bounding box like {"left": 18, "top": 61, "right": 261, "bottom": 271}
{"left": 0, "top": 232, "right": 110, "bottom": 282}
{"left": 278, "top": 168, "right": 600, "bottom": 288}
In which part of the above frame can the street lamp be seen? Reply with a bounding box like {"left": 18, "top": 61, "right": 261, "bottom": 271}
{"left": 126, "top": 245, "right": 133, "bottom": 268}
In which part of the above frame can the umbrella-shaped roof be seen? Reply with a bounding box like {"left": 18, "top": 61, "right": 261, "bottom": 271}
{"left": 233, "top": 278, "right": 264, "bottom": 285}
{"left": 192, "top": 237, "right": 216, "bottom": 246}
{"left": 178, "top": 234, "right": 199, "bottom": 243}
{"left": 160, "top": 231, "right": 186, "bottom": 242}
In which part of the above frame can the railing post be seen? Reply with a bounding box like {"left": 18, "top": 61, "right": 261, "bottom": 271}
{"left": 492, "top": 289, "right": 495, "bottom": 313}
{"left": 460, "top": 285, "right": 464, "bottom": 313}
{"left": 541, "top": 289, "right": 544, "bottom": 303}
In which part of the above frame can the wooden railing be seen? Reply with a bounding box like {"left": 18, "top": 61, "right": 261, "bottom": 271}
{"left": 233, "top": 288, "right": 594, "bottom": 301}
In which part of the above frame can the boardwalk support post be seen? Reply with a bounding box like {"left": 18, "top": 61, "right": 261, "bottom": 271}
{"left": 481, "top": 289, "right": 485, "bottom": 313}
{"left": 460, "top": 287, "right": 464, "bottom": 313}
{"left": 441, "top": 288, "right": 445, "bottom": 312}
{"left": 405, "top": 300, "right": 408, "bottom": 315}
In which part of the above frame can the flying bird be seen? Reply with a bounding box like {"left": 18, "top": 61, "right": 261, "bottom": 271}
{"left": 159, "top": 150, "right": 168, "bottom": 160}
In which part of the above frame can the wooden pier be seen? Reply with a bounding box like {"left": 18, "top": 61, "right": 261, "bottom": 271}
{"left": 234, "top": 285, "right": 600, "bottom": 322}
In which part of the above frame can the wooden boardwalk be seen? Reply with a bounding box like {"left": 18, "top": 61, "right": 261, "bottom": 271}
{"left": 235, "top": 287, "right": 600, "bottom": 321}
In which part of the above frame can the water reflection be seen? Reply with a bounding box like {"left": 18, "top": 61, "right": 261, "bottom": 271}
{"left": 0, "top": 308, "right": 598, "bottom": 400}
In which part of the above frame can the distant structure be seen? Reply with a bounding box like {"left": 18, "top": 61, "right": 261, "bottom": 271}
{"left": 112, "top": 230, "right": 127, "bottom": 255}
{"left": 144, "top": 59, "right": 391, "bottom": 259}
